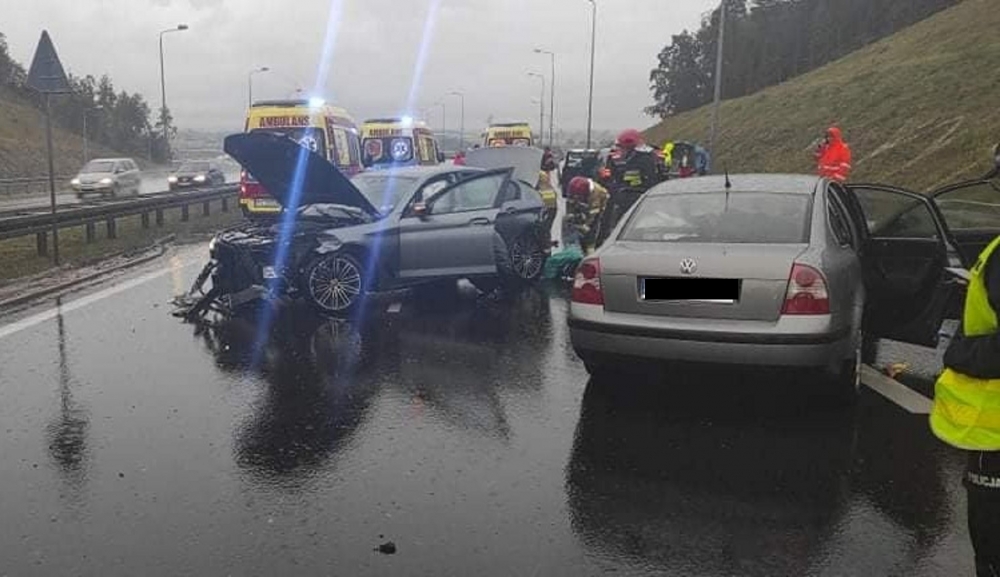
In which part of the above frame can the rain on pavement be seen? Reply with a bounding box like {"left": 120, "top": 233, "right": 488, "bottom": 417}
{"left": 0, "top": 244, "right": 978, "bottom": 576}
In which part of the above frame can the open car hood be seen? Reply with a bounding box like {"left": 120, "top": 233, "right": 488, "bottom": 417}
{"left": 465, "top": 146, "right": 544, "bottom": 186}
{"left": 224, "top": 131, "right": 378, "bottom": 216}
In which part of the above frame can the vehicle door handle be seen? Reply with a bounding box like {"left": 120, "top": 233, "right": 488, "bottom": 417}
{"left": 469, "top": 217, "right": 492, "bottom": 226}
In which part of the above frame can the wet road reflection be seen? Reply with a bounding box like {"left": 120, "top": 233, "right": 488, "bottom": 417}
{"left": 566, "top": 368, "right": 963, "bottom": 576}
{"left": 0, "top": 257, "right": 976, "bottom": 576}
{"left": 46, "top": 300, "right": 91, "bottom": 507}
{"left": 196, "top": 306, "right": 382, "bottom": 488}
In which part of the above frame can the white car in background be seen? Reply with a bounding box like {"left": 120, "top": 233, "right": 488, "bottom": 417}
{"left": 71, "top": 157, "right": 141, "bottom": 198}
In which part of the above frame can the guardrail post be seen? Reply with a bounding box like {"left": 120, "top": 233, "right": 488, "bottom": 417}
{"left": 106, "top": 218, "right": 117, "bottom": 239}
{"left": 85, "top": 223, "right": 96, "bottom": 243}
{"left": 181, "top": 205, "right": 190, "bottom": 222}
{"left": 156, "top": 209, "right": 164, "bottom": 227}
{"left": 202, "top": 201, "right": 210, "bottom": 217}
{"left": 141, "top": 212, "right": 150, "bottom": 229}
{"left": 36, "top": 232, "right": 48, "bottom": 256}
{"left": 221, "top": 197, "right": 229, "bottom": 212}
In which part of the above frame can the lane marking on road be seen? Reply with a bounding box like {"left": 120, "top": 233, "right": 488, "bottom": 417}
{"left": 0, "top": 260, "right": 195, "bottom": 341}
{"left": 861, "top": 364, "right": 933, "bottom": 414}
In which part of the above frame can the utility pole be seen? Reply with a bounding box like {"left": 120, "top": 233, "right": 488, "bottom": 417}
{"left": 535, "top": 49, "right": 556, "bottom": 147}
{"left": 528, "top": 73, "right": 545, "bottom": 146}
{"left": 158, "top": 24, "right": 189, "bottom": 160}
{"left": 447, "top": 91, "right": 465, "bottom": 150}
{"left": 586, "top": 0, "right": 597, "bottom": 149}
{"left": 707, "top": 0, "right": 726, "bottom": 164}
{"left": 248, "top": 66, "right": 270, "bottom": 107}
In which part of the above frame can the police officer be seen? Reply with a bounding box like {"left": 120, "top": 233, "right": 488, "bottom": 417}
{"left": 930, "top": 231, "right": 1000, "bottom": 575}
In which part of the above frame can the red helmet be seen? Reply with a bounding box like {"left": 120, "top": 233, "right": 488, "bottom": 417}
{"left": 616, "top": 129, "right": 644, "bottom": 150}
{"left": 567, "top": 177, "right": 591, "bottom": 200}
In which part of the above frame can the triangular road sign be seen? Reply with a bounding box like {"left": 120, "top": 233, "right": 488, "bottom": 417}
{"left": 27, "top": 31, "right": 71, "bottom": 94}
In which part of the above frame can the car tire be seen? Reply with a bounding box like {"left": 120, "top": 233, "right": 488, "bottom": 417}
{"left": 501, "top": 231, "right": 547, "bottom": 285}
{"left": 303, "top": 252, "right": 367, "bottom": 318}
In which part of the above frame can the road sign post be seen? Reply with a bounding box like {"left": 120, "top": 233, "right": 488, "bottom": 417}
{"left": 27, "top": 30, "right": 71, "bottom": 265}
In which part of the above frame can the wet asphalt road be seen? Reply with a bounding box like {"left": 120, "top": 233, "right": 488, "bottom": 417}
{"left": 0, "top": 245, "right": 978, "bottom": 576}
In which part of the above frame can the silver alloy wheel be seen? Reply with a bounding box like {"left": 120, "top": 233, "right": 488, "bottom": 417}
{"left": 510, "top": 236, "right": 544, "bottom": 280}
{"left": 307, "top": 255, "right": 362, "bottom": 312}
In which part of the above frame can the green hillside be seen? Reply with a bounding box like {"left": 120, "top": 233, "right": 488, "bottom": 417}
{"left": 0, "top": 89, "right": 133, "bottom": 179}
{"left": 644, "top": 0, "right": 1000, "bottom": 192}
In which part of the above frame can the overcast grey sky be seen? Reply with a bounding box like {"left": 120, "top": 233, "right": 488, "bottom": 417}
{"left": 6, "top": 0, "right": 719, "bottom": 133}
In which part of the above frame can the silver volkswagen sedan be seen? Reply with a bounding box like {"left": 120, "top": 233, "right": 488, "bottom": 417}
{"left": 569, "top": 174, "right": 982, "bottom": 401}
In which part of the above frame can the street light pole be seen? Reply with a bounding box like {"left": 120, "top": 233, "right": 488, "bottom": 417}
{"left": 708, "top": 0, "right": 726, "bottom": 163}
{"left": 436, "top": 101, "right": 446, "bottom": 145}
{"left": 248, "top": 66, "right": 270, "bottom": 107}
{"left": 447, "top": 91, "right": 465, "bottom": 150}
{"left": 534, "top": 48, "right": 556, "bottom": 147}
{"left": 82, "top": 104, "right": 103, "bottom": 163}
{"left": 158, "top": 24, "right": 189, "bottom": 160}
{"left": 586, "top": 0, "right": 597, "bottom": 150}
{"left": 528, "top": 73, "right": 545, "bottom": 146}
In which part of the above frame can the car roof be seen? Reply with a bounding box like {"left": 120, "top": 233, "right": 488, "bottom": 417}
{"left": 646, "top": 174, "right": 823, "bottom": 197}
{"left": 354, "top": 165, "right": 483, "bottom": 179}
{"left": 88, "top": 157, "right": 134, "bottom": 162}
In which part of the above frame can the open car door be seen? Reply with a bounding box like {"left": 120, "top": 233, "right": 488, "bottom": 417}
{"left": 844, "top": 184, "right": 966, "bottom": 348}
{"left": 397, "top": 169, "right": 514, "bottom": 279}
{"left": 930, "top": 179, "right": 1000, "bottom": 267}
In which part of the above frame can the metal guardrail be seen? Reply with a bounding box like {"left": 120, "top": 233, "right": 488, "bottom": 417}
{"left": 0, "top": 176, "right": 75, "bottom": 196}
{"left": 0, "top": 184, "right": 240, "bottom": 256}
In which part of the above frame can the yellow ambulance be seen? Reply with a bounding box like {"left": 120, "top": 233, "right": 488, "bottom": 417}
{"left": 239, "top": 99, "right": 363, "bottom": 216}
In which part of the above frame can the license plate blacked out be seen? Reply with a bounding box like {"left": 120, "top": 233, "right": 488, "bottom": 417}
{"left": 642, "top": 278, "right": 741, "bottom": 302}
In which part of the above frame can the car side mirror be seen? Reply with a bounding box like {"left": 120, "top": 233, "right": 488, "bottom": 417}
{"left": 412, "top": 202, "right": 429, "bottom": 218}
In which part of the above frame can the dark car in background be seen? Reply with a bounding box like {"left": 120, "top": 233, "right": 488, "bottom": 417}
{"left": 168, "top": 160, "right": 226, "bottom": 191}
{"left": 559, "top": 149, "right": 601, "bottom": 193}
{"left": 176, "top": 131, "right": 551, "bottom": 320}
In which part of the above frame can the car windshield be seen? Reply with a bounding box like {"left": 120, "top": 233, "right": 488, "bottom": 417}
{"left": 82, "top": 160, "right": 115, "bottom": 173}
{"left": 621, "top": 192, "right": 812, "bottom": 244}
{"left": 179, "top": 162, "right": 209, "bottom": 172}
{"left": 349, "top": 173, "right": 422, "bottom": 213}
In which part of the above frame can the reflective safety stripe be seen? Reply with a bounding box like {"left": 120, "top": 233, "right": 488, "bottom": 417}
{"left": 931, "top": 236, "right": 1000, "bottom": 450}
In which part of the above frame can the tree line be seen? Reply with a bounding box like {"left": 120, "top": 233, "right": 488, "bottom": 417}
{"left": 646, "top": 0, "right": 962, "bottom": 118}
{"left": 0, "top": 31, "right": 173, "bottom": 163}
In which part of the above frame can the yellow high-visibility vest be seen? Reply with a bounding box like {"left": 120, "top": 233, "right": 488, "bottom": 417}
{"left": 662, "top": 142, "right": 674, "bottom": 167}
{"left": 931, "top": 235, "right": 1000, "bottom": 450}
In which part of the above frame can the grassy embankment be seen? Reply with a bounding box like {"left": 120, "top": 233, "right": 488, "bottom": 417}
{"left": 644, "top": 0, "right": 1000, "bottom": 192}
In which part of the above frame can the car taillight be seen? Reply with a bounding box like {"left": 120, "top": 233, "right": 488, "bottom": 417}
{"left": 572, "top": 258, "right": 604, "bottom": 306}
{"left": 782, "top": 263, "right": 830, "bottom": 315}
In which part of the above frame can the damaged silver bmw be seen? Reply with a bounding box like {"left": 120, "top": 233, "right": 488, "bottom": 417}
{"left": 175, "top": 131, "right": 551, "bottom": 320}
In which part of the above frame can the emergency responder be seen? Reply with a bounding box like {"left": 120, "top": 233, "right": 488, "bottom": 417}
{"left": 815, "top": 126, "right": 853, "bottom": 182}
{"left": 930, "top": 231, "right": 1000, "bottom": 575}
{"left": 606, "top": 129, "right": 661, "bottom": 192}
{"left": 563, "top": 176, "right": 609, "bottom": 254}
{"left": 662, "top": 141, "right": 675, "bottom": 175}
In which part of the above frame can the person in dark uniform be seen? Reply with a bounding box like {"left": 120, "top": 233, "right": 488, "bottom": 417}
{"left": 596, "top": 129, "right": 662, "bottom": 246}
{"left": 930, "top": 231, "right": 1000, "bottom": 576}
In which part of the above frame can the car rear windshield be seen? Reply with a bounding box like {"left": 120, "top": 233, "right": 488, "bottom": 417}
{"left": 621, "top": 192, "right": 812, "bottom": 244}
{"left": 350, "top": 173, "right": 422, "bottom": 212}
{"left": 82, "top": 160, "right": 115, "bottom": 173}
{"left": 179, "top": 162, "right": 210, "bottom": 172}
